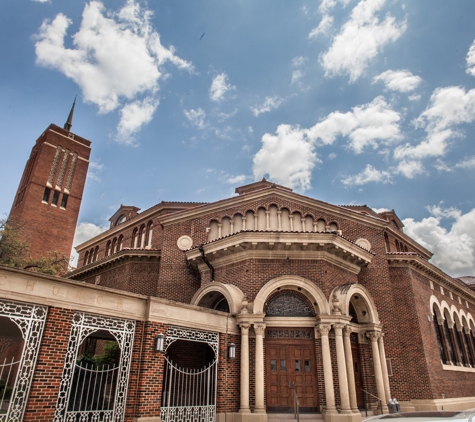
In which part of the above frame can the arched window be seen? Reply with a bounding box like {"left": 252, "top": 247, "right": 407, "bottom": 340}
{"left": 443, "top": 311, "right": 456, "bottom": 364}
{"left": 329, "top": 222, "right": 338, "bottom": 232}
{"left": 111, "top": 237, "right": 117, "bottom": 254}
{"left": 118, "top": 235, "right": 124, "bottom": 251}
{"left": 316, "top": 218, "right": 325, "bottom": 232}
{"left": 395, "top": 240, "right": 400, "bottom": 252}
{"left": 384, "top": 233, "right": 390, "bottom": 252}
{"left": 145, "top": 221, "right": 153, "bottom": 248}
{"left": 93, "top": 246, "right": 99, "bottom": 262}
{"left": 131, "top": 228, "right": 138, "bottom": 248}
{"left": 264, "top": 291, "right": 315, "bottom": 317}
{"left": 138, "top": 224, "right": 146, "bottom": 248}
{"left": 433, "top": 306, "right": 446, "bottom": 363}
{"left": 106, "top": 240, "right": 111, "bottom": 257}
{"left": 88, "top": 248, "right": 94, "bottom": 264}
{"left": 83, "top": 251, "right": 89, "bottom": 266}
{"left": 453, "top": 315, "right": 467, "bottom": 366}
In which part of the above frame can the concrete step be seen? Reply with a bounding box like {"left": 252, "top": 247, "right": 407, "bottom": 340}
{"left": 268, "top": 413, "right": 324, "bottom": 422}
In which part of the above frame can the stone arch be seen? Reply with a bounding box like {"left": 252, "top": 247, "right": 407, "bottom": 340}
{"left": 439, "top": 300, "right": 451, "bottom": 321}
{"left": 430, "top": 295, "right": 444, "bottom": 321}
{"left": 191, "top": 282, "right": 245, "bottom": 315}
{"left": 330, "top": 284, "right": 380, "bottom": 324}
{"left": 253, "top": 275, "right": 329, "bottom": 315}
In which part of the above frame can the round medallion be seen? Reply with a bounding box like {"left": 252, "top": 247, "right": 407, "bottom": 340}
{"left": 177, "top": 235, "right": 193, "bottom": 251}
{"left": 356, "top": 238, "right": 371, "bottom": 251}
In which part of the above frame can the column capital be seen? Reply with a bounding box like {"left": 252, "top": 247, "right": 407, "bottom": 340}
{"left": 333, "top": 323, "right": 345, "bottom": 335}
{"left": 317, "top": 324, "right": 332, "bottom": 336}
{"left": 343, "top": 325, "right": 353, "bottom": 337}
{"left": 366, "top": 331, "right": 381, "bottom": 342}
{"left": 254, "top": 323, "right": 266, "bottom": 335}
{"left": 239, "top": 323, "right": 250, "bottom": 334}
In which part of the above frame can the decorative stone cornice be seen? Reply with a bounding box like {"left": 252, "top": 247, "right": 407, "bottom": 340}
{"left": 387, "top": 253, "right": 475, "bottom": 305}
{"left": 160, "top": 187, "right": 389, "bottom": 229}
{"left": 67, "top": 248, "right": 160, "bottom": 279}
{"left": 185, "top": 231, "right": 373, "bottom": 275}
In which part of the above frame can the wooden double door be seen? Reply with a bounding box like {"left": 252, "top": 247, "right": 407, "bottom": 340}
{"left": 265, "top": 328, "right": 318, "bottom": 413}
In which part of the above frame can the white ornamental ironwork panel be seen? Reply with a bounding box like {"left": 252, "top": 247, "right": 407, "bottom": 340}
{"left": 53, "top": 312, "right": 136, "bottom": 422}
{"left": 161, "top": 326, "right": 219, "bottom": 422}
{"left": 0, "top": 299, "right": 48, "bottom": 422}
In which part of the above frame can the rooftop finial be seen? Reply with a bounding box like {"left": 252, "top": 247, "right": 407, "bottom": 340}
{"left": 64, "top": 95, "right": 76, "bottom": 132}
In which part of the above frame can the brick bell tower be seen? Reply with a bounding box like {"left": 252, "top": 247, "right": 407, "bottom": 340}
{"left": 9, "top": 98, "right": 91, "bottom": 261}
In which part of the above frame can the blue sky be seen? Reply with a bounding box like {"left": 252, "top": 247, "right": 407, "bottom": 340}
{"left": 1, "top": 0, "right": 475, "bottom": 276}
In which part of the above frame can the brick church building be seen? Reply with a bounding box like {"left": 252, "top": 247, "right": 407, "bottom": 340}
{"left": 2, "top": 110, "right": 475, "bottom": 422}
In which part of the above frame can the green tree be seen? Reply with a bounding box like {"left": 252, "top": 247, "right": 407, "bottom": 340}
{"left": 0, "top": 217, "right": 70, "bottom": 276}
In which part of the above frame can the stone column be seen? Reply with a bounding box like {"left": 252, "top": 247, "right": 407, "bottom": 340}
{"left": 366, "top": 332, "right": 388, "bottom": 413}
{"left": 333, "top": 324, "right": 352, "bottom": 414}
{"left": 289, "top": 214, "right": 294, "bottom": 231}
{"left": 277, "top": 211, "right": 282, "bottom": 231}
{"left": 266, "top": 211, "right": 270, "bottom": 230}
{"left": 378, "top": 334, "right": 391, "bottom": 404}
{"left": 318, "top": 324, "right": 337, "bottom": 413}
{"left": 242, "top": 217, "right": 246, "bottom": 230}
{"left": 254, "top": 323, "right": 266, "bottom": 413}
{"left": 218, "top": 223, "right": 222, "bottom": 238}
{"left": 343, "top": 326, "right": 359, "bottom": 413}
{"left": 239, "top": 323, "right": 250, "bottom": 413}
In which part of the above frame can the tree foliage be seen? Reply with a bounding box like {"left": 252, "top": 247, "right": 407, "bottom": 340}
{"left": 0, "top": 217, "right": 70, "bottom": 276}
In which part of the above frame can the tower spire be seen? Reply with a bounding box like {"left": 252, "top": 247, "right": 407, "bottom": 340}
{"left": 64, "top": 95, "right": 76, "bottom": 132}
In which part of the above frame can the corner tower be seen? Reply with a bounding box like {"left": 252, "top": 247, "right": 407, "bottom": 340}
{"left": 9, "top": 100, "right": 91, "bottom": 261}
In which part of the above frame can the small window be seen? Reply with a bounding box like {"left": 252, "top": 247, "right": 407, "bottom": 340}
{"left": 52, "top": 190, "right": 60, "bottom": 206}
{"left": 280, "top": 360, "right": 287, "bottom": 371}
{"left": 42, "top": 187, "right": 51, "bottom": 203}
{"left": 304, "top": 360, "right": 311, "bottom": 372}
{"left": 295, "top": 360, "right": 301, "bottom": 372}
{"left": 60, "top": 194, "right": 69, "bottom": 209}
{"left": 270, "top": 359, "right": 277, "bottom": 371}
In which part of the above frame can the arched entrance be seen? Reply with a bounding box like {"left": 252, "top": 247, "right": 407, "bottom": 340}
{"left": 262, "top": 287, "right": 320, "bottom": 413}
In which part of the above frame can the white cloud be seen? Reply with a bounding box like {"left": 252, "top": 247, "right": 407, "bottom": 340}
{"left": 35, "top": 0, "right": 192, "bottom": 142}
{"left": 253, "top": 124, "right": 317, "bottom": 191}
{"left": 408, "top": 94, "right": 421, "bottom": 102}
{"left": 226, "top": 175, "right": 249, "bottom": 184}
{"left": 184, "top": 108, "right": 206, "bottom": 129}
{"left": 373, "top": 69, "right": 422, "bottom": 93}
{"left": 251, "top": 96, "right": 284, "bottom": 117}
{"left": 395, "top": 86, "right": 475, "bottom": 160}
{"left": 320, "top": 0, "right": 407, "bottom": 82}
{"left": 292, "top": 56, "right": 308, "bottom": 67}
{"left": 87, "top": 161, "right": 104, "bottom": 182}
{"left": 466, "top": 39, "right": 475, "bottom": 77}
{"left": 209, "top": 73, "right": 235, "bottom": 102}
{"left": 395, "top": 159, "right": 424, "bottom": 178}
{"left": 291, "top": 56, "right": 308, "bottom": 85}
{"left": 372, "top": 207, "right": 390, "bottom": 213}
{"left": 291, "top": 70, "right": 304, "bottom": 85}
{"left": 456, "top": 156, "right": 475, "bottom": 169}
{"left": 403, "top": 206, "right": 475, "bottom": 276}
{"left": 71, "top": 221, "right": 108, "bottom": 266}
{"left": 319, "top": 0, "right": 351, "bottom": 13}
{"left": 32, "top": 0, "right": 50, "bottom": 3}
{"left": 433, "top": 159, "right": 452, "bottom": 173}
{"left": 216, "top": 109, "right": 238, "bottom": 122}
{"left": 342, "top": 164, "right": 392, "bottom": 186}
{"left": 309, "top": 15, "right": 334, "bottom": 38}
{"left": 252, "top": 96, "right": 401, "bottom": 191}
{"left": 117, "top": 97, "right": 158, "bottom": 144}
{"left": 307, "top": 96, "right": 402, "bottom": 153}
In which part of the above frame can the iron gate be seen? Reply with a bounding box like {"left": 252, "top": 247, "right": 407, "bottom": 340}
{"left": 160, "top": 326, "right": 219, "bottom": 422}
